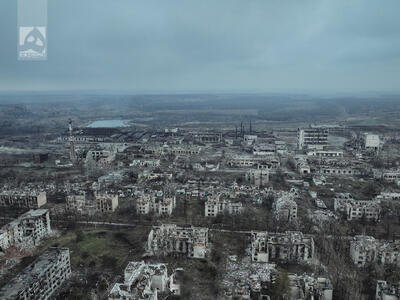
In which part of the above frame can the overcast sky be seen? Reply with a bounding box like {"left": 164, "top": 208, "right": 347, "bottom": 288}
{"left": 0, "top": 0, "right": 399, "bottom": 93}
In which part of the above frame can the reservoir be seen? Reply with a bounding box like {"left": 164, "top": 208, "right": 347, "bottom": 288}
{"left": 87, "top": 120, "right": 129, "bottom": 128}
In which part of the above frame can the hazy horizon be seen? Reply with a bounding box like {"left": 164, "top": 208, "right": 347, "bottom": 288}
{"left": 1, "top": 0, "right": 400, "bottom": 93}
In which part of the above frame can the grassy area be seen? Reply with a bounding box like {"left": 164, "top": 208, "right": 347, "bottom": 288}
{"left": 41, "top": 226, "right": 242, "bottom": 299}
{"left": 33, "top": 226, "right": 148, "bottom": 299}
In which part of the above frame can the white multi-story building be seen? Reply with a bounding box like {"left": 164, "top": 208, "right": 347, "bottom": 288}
{"left": 147, "top": 224, "right": 209, "bottom": 259}
{"left": 307, "top": 150, "right": 343, "bottom": 158}
{"left": 298, "top": 128, "right": 328, "bottom": 150}
{"left": 251, "top": 231, "right": 314, "bottom": 263}
{"left": 108, "top": 261, "right": 181, "bottom": 300}
{"left": 227, "top": 155, "right": 280, "bottom": 170}
{"left": 350, "top": 235, "right": 400, "bottom": 267}
{"left": 363, "top": 134, "right": 380, "bottom": 151}
{"left": 136, "top": 191, "right": 176, "bottom": 216}
{"left": 204, "top": 196, "right": 243, "bottom": 217}
{"left": 334, "top": 198, "right": 381, "bottom": 221}
{"left": 0, "top": 247, "right": 71, "bottom": 299}
{"left": 0, "top": 209, "right": 51, "bottom": 251}
{"left": 253, "top": 143, "right": 275, "bottom": 156}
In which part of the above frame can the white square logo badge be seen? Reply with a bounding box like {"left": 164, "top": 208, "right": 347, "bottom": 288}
{"left": 18, "top": 26, "right": 47, "bottom": 60}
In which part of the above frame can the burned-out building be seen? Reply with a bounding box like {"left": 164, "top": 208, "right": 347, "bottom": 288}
{"left": 246, "top": 169, "right": 269, "bottom": 187}
{"left": 220, "top": 256, "right": 278, "bottom": 300}
{"left": 273, "top": 193, "right": 298, "bottom": 222}
{"left": 147, "top": 224, "right": 209, "bottom": 259}
{"left": 95, "top": 192, "right": 119, "bottom": 213}
{"left": 251, "top": 231, "right": 315, "bottom": 263}
{"left": 0, "top": 247, "right": 71, "bottom": 300}
{"left": 66, "top": 192, "right": 118, "bottom": 214}
{"left": 66, "top": 193, "right": 94, "bottom": 214}
{"left": 334, "top": 197, "right": 381, "bottom": 221}
{"left": 108, "top": 261, "right": 181, "bottom": 300}
{"left": 0, "top": 209, "right": 51, "bottom": 251}
{"left": 350, "top": 235, "right": 400, "bottom": 267}
{"left": 288, "top": 274, "right": 333, "bottom": 300}
{"left": 204, "top": 196, "right": 243, "bottom": 217}
{"left": 136, "top": 191, "right": 176, "bottom": 215}
{"left": 0, "top": 190, "right": 47, "bottom": 208}
{"left": 376, "top": 280, "right": 400, "bottom": 300}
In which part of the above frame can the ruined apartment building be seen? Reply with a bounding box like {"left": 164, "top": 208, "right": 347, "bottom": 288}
{"left": 0, "top": 247, "right": 71, "bottom": 300}
{"left": 246, "top": 169, "right": 269, "bottom": 187}
{"left": 147, "top": 224, "right": 209, "bottom": 259}
{"left": 350, "top": 235, "right": 400, "bottom": 267}
{"left": 289, "top": 274, "right": 333, "bottom": 300}
{"left": 0, "top": 209, "right": 51, "bottom": 252}
{"left": 307, "top": 150, "right": 344, "bottom": 158}
{"left": 108, "top": 261, "right": 181, "bottom": 300}
{"left": 297, "top": 127, "right": 328, "bottom": 150}
{"left": 66, "top": 192, "right": 118, "bottom": 214}
{"left": 296, "top": 156, "right": 311, "bottom": 175}
{"left": 376, "top": 280, "right": 400, "bottom": 300}
{"left": 363, "top": 133, "right": 380, "bottom": 152}
{"left": 227, "top": 155, "right": 279, "bottom": 169}
{"left": 136, "top": 191, "right": 176, "bottom": 215}
{"left": 307, "top": 157, "right": 361, "bottom": 177}
{"left": 273, "top": 194, "right": 298, "bottom": 222}
{"left": 334, "top": 198, "right": 381, "bottom": 221}
{"left": 194, "top": 132, "right": 222, "bottom": 144}
{"left": 204, "top": 196, "right": 243, "bottom": 217}
{"left": 0, "top": 190, "right": 47, "bottom": 208}
{"left": 251, "top": 231, "right": 315, "bottom": 263}
{"left": 382, "top": 170, "right": 400, "bottom": 182}
{"left": 95, "top": 192, "right": 119, "bottom": 212}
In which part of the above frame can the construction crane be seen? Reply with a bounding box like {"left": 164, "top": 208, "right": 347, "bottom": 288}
{"left": 68, "top": 118, "right": 77, "bottom": 164}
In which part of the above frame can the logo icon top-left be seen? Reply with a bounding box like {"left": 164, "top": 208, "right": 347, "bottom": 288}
{"left": 18, "top": 26, "right": 47, "bottom": 60}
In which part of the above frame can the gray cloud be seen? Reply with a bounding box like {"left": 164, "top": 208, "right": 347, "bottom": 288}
{"left": 0, "top": 0, "right": 400, "bottom": 93}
